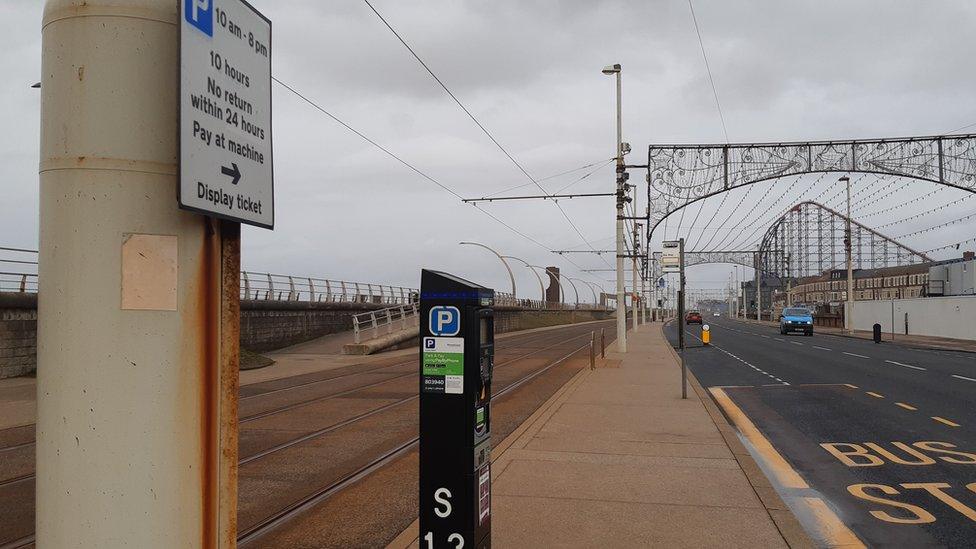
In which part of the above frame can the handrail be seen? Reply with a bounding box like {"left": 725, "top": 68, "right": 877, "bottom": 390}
{"left": 240, "top": 271, "right": 417, "bottom": 305}
{"left": 352, "top": 302, "right": 420, "bottom": 343}
{"left": 0, "top": 248, "right": 39, "bottom": 294}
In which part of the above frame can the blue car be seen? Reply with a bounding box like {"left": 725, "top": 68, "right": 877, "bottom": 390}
{"left": 779, "top": 307, "right": 814, "bottom": 336}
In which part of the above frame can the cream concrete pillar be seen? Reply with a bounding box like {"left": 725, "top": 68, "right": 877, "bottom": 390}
{"left": 38, "top": 1, "right": 238, "bottom": 547}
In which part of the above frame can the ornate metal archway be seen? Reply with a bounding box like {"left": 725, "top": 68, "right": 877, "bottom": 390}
{"left": 646, "top": 133, "right": 976, "bottom": 238}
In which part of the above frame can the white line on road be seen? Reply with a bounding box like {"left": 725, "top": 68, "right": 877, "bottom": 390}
{"left": 951, "top": 374, "right": 976, "bottom": 382}
{"left": 812, "top": 346, "right": 832, "bottom": 351}
{"left": 774, "top": 338, "right": 785, "bottom": 342}
{"left": 843, "top": 352, "right": 870, "bottom": 359}
{"left": 885, "top": 360, "right": 926, "bottom": 371}
{"left": 790, "top": 341, "right": 804, "bottom": 346}
{"left": 761, "top": 335, "right": 771, "bottom": 339}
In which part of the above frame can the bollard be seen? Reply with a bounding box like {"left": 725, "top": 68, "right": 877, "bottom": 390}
{"left": 590, "top": 331, "right": 596, "bottom": 370}
{"left": 873, "top": 323, "right": 882, "bottom": 344}
{"left": 601, "top": 328, "right": 606, "bottom": 359}
{"left": 702, "top": 324, "right": 710, "bottom": 346}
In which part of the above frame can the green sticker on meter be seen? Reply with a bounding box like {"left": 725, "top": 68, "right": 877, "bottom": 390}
{"left": 422, "top": 337, "right": 464, "bottom": 394}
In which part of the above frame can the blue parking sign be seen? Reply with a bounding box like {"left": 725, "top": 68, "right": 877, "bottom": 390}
{"left": 185, "top": 0, "right": 213, "bottom": 37}
{"left": 429, "top": 306, "right": 460, "bottom": 336}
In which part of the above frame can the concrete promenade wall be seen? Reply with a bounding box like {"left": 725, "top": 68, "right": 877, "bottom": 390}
{"left": 0, "top": 293, "right": 38, "bottom": 379}
{"left": 851, "top": 295, "right": 976, "bottom": 340}
{"left": 240, "top": 299, "right": 386, "bottom": 352}
{"left": 494, "top": 307, "right": 613, "bottom": 334}
{"left": 0, "top": 295, "right": 615, "bottom": 377}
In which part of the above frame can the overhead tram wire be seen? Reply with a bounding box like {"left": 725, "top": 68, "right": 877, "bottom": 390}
{"left": 682, "top": 0, "right": 730, "bottom": 249}
{"left": 487, "top": 158, "right": 614, "bottom": 198}
{"left": 687, "top": 0, "right": 729, "bottom": 143}
{"left": 552, "top": 159, "right": 617, "bottom": 194}
{"left": 271, "top": 77, "right": 604, "bottom": 283}
{"left": 271, "top": 77, "right": 462, "bottom": 200}
{"left": 363, "top": 0, "right": 610, "bottom": 263}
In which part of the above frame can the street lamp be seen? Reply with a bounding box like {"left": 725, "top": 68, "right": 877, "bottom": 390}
{"left": 840, "top": 175, "right": 854, "bottom": 334}
{"left": 458, "top": 241, "right": 516, "bottom": 298}
{"left": 603, "top": 63, "right": 627, "bottom": 351}
{"left": 563, "top": 276, "right": 580, "bottom": 308}
{"left": 502, "top": 255, "right": 545, "bottom": 304}
{"left": 567, "top": 276, "right": 599, "bottom": 305}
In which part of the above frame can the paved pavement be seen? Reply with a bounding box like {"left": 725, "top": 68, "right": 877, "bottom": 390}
{"left": 666, "top": 316, "right": 976, "bottom": 548}
{"left": 391, "top": 323, "right": 814, "bottom": 548}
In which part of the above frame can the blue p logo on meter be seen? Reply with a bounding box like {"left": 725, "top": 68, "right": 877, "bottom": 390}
{"left": 429, "top": 306, "right": 461, "bottom": 336}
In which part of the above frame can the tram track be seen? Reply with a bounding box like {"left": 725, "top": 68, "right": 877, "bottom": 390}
{"left": 0, "top": 320, "right": 614, "bottom": 549}
{"left": 236, "top": 338, "right": 596, "bottom": 545}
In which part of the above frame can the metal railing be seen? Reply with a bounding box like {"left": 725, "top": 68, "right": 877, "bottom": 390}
{"left": 240, "top": 271, "right": 417, "bottom": 304}
{"left": 495, "top": 292, "right": 609, "bottom": 310}
{"left": 0, "top": 247, "right": 38, "bottom": 294}
{"left": 352, "top": 302, "right": 420, "bottom": 343}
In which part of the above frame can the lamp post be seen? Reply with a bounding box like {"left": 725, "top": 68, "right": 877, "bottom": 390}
{"left": 562, "top": 276, "right": 580, "bottom": 308}
{"left": 840, "top": 176, "right": 854, "bottom": 334}
{"left": 502, "top": 255, "right": 546, "bottom": 305}
{"left": 568, "top": 277, "right": 599, "bottom": 305}
{"left": 603, "top": 63, "right": 627, "bottom": 351}
{"left": 459, "top": 241, "right": 516, "bottom": 297}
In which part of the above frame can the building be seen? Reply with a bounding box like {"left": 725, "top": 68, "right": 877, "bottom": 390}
{"left": 788, "top": 252, "right": 975, "bottom": 307}
{"left": 739, "top": 276, "right": 787, "bottom": 317}
{"left": 928, "top": 252, "right": 976, "bottom": 296}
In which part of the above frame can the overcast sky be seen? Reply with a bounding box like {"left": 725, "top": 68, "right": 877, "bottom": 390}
{"left": 3, "top": 1, "right": 976, "bottom": 300}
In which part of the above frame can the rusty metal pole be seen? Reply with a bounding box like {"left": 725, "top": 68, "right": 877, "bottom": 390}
{"left": 590, "top": 331, "right": 596, "bottom": 370}
{"left": 37, "top": 1, "right": 238, "bottom": 546}
{"left": 601, "top": 328, "right": 606, "bottom": 359}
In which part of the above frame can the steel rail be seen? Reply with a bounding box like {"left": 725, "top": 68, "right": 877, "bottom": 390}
{"left": 236, "top": 333, "right": 601, "bottom": 545}
{"left": 237, "top": 328, "right": 603, "bottom": 461}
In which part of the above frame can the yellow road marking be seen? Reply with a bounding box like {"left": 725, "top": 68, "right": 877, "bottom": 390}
{"left": 843, "top": 384, "right": 858, "bottom": 389}
{"left": 709, "top": 388, "right": 865, "bottom": 548}
{"left": 710, "top": 388, "right": 807, "bottom": 489}
{"left": 866, "top": 391, "right": 885, "bottom": 399}
{"left": 797, "top": 497, "right": 867, "bottom": 548}
{"left": 932, "top": 416, "right": 961, "bottom": 427}
{"left": 895, "top": 402, "right": 917, "bottom": 411}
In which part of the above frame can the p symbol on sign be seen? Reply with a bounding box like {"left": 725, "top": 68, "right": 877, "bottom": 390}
{"left": 185, "top": 0, "right": 213, "bottom": 36}
{"left": 429, "top": 306, "right": 460, "bottom": 336}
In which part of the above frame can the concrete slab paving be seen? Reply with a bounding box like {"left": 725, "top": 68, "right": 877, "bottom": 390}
{"left": 488, "top": 323, "right": 804, "bottom": 548}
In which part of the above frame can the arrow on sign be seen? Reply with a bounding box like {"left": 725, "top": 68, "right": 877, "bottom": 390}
{"left": 221, "top": 163, "right": 241, "bottom": 185}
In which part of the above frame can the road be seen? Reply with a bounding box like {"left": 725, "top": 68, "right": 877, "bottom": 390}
{"left": 665, "top": 316, "right": 976, "bottom": 548}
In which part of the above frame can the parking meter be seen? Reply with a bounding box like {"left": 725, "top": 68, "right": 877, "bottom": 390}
{"left": 419, "top": 270, "right": 494, "bottom": 548}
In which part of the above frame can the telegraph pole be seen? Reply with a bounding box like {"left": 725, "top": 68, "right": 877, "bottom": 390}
{"left": 678, "top": 238, "right": 687, "bottom": 398}
{"left": 754, "top": 253, "right": 761, "bottom": 321}
{"left": 603, "top": 63, "right": 627, "bottom": 351}
{"left": 36, "top": 1, "right": 249, "bottom": 545}
{"left": 841, "top": 175, "right": 854, "bottom": 334}
{"left": 632, "top": 221, "right": 640, "bottom": 331}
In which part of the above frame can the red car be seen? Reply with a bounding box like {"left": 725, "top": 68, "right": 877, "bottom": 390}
{"left": 685, "top": 311, "right": 703, "bottom": 325}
